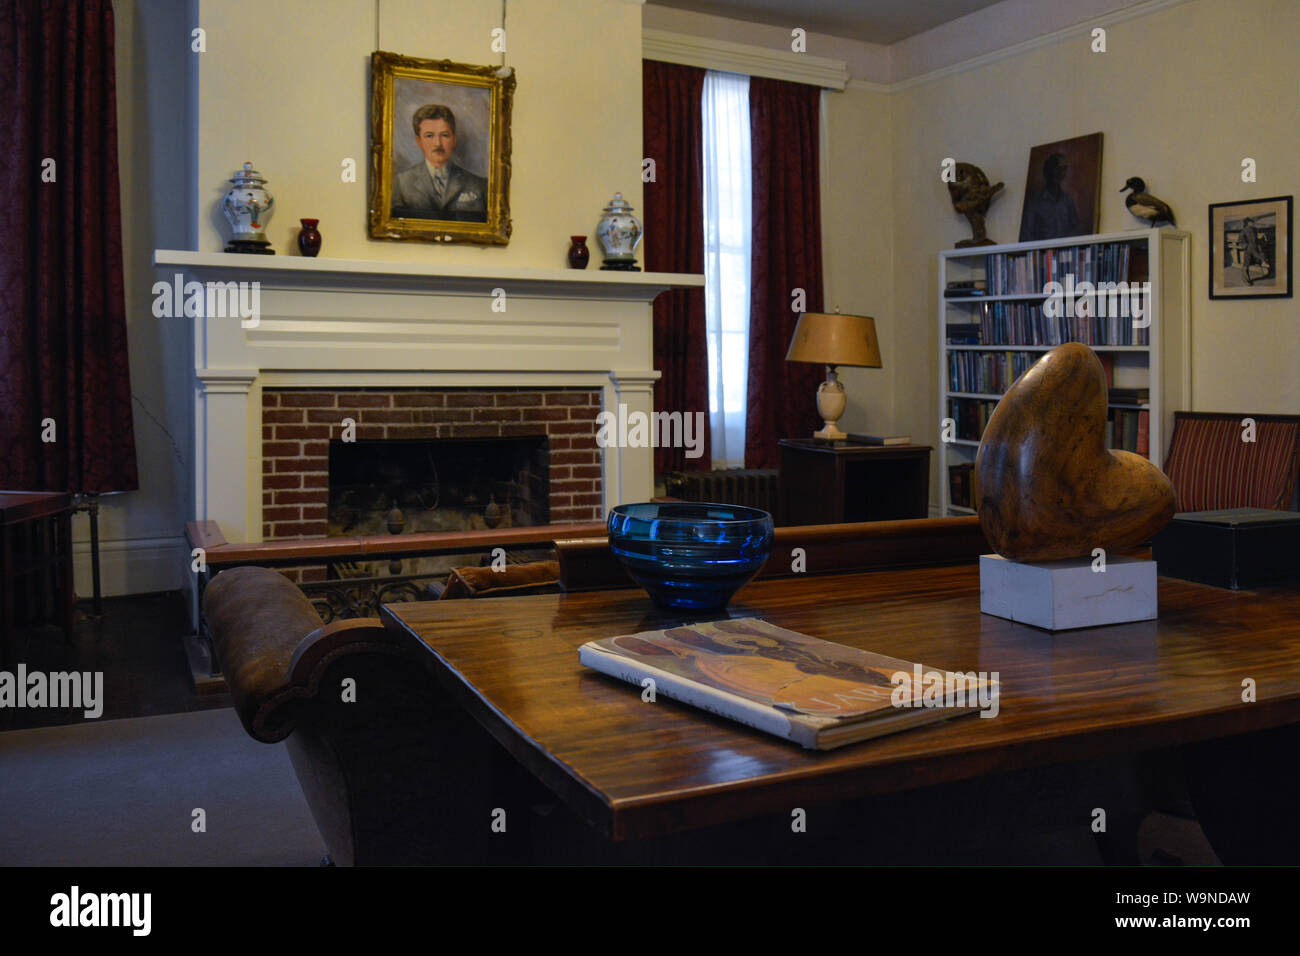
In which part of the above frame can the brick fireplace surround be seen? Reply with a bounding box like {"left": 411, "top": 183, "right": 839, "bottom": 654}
{"left": 261, "top": 387, "right": 603, "bottom": 540}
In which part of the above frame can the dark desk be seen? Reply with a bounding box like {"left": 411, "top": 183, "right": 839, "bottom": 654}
{"left": 778, "top": 439, "right": 930, "bottom": 525}
{"left": 381, "top": 564, "right": 1300, "bottom": 842}
{"left": 0, "top": 491, "right": 75, "bottom": 655}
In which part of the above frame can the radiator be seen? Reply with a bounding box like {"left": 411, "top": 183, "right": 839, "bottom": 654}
{"left": 664, "top": 469, "right": 780, "bottom": 514}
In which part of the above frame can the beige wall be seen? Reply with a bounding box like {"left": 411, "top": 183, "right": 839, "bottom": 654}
{"left": 195, "top": 0, "right": 645, "bottom": 268}
{"left": 821, "top": 85, "right": 895, "bottom": 435}
{"left": 888, "top": 0, "right": 1300, "bottom": 505}
{"left": 91, "top": 0, "right": 194, "bottom": 596}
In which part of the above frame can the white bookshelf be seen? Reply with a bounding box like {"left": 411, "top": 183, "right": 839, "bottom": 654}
{"left": 937, "top": 227, "right": 1190, "bottom": 516}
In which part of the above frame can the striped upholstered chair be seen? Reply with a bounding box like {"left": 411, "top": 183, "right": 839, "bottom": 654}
{"left": 1163, "top": 411, "right": 1300, "bottom": 512}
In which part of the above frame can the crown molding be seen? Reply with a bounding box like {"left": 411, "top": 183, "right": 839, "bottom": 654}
{"left": 643, "top": 28, "right": 849, "bottom": 89}
{"left": 889, "top": 0, "right": 1194, "bottom": 92}
{"left": 644, "top": 0, "right": 1193, "bottom": 94}
{"left": 845, "top": 78, "right": 891, "bottom": 94}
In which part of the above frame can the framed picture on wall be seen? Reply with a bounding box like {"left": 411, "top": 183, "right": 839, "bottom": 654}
{"left": 368, "top": 51, "right": 515, "bottom": 245}
{"left": 1208, "top": 196, "right": 1292, "bottom": 299}
{"left": 1018, "top": 132, "right": 1103, "bottom": 242}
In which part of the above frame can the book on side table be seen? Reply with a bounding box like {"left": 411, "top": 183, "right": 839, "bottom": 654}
{"left": 847, "top": 433, "right": 911, "bottom": 446}
{"left": 579, "top": 617, "right": 996, "bottom": 750}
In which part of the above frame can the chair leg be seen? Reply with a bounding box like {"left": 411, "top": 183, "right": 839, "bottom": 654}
{"left": 58, "top": 510, "right": 75, "bottom": 641}
{"left": 88, "top": 495, "right": 102, "bottom": 617}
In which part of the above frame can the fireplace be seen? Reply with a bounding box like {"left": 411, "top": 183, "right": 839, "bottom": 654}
{"left": 157, "top": 250, "right": 702, "bottom": 569}
{"left": 328, "top": 436, "right": 551, "bottom": 537}
{"left": 261, "top": 387, "right": 602, "bottom": 540}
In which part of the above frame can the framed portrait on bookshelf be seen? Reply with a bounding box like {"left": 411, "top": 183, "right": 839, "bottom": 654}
{"left": 368, "top": 51, "right": 515, "bottom": 245}
{"left": 1208, "top": 196, "right": 1292, "bottom": 299}
{"left": 1018, "top": 132, "right": 1103, "bottom": 242}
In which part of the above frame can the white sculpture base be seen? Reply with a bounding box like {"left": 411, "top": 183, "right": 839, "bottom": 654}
{"left": 979, "top": 553, "right": 1157, "bottom": 631}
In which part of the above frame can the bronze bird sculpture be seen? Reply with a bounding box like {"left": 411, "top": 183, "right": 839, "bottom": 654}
{"left": 1120, "top": 177, "right": 1176, "bottom": 227}
{"left": 948, "top": 162, "right": 1004, "bottom": 247}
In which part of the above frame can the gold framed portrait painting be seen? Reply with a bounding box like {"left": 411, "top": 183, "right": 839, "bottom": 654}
{"left": 369, "top": 51, "right": 514, "bottom": 245}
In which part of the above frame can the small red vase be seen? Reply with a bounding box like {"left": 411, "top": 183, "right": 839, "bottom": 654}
{"left": 568, "top": 235, "right": 590, "bottom": 269}
{"left": 297, "top": 219, "right": 322, "bottom": 257}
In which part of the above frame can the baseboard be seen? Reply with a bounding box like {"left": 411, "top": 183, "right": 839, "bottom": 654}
{"left": 72, "top": 535, "right": 187, "bottom": 599}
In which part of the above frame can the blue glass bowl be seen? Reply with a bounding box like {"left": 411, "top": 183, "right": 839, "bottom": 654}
{"left": 607, "top": 502, "right": 775, "bottom": 611}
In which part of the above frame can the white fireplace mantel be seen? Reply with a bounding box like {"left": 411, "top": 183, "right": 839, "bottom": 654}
{"left": 153, "top": 250, "right": 702, "bottom": 301}
{"left": 154, "top": 249, "right": 703, "bottom": 543}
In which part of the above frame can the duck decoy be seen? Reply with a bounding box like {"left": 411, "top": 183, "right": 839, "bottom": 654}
{"left": 1120, "top": 177, "right": 1176, "bottom": 227}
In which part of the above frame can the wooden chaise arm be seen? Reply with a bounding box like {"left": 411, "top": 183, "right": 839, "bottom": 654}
{"left": 205, "top": 566, "right": 403, "bottom": 743}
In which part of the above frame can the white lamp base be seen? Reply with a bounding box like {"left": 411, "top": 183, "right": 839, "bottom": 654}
{"left": 814, "top": 367, "right": 847, "bottom": 440}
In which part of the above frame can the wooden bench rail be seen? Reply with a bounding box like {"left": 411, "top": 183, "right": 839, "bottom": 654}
{"left": 556, "top": 516, "right": 991, "bottom": 591}
{"left": 186, "top": 519, "right": 607, "bottom": 568}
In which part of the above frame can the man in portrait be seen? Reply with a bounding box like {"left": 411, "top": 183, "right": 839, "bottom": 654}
{"left": 1019, "top": 152, "right": 1081, "bottom": 241}
{"left": 390, "top": 103, "right": 488, "bottom": 222}
{"left": 1239, "top": 216, "right": 1272, "bottom": 284}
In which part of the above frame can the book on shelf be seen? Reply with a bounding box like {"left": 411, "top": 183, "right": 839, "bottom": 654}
{"left": 847, "top": 433, "right": 911, "bottom": 446}
{"left": 945, "top": 322, "right": 981, "bottom": 345}
{"left": 1098, "top": 353, "right": 1115, "bottom": 387}
{"left": 579, "top": 617, "right": 995, "bottom": 750}
{"left": 943, "top": 279, "right": 987, "bottom": 298}
{"left": 1107, "top": 386, "right": 1149, "bottom": 406}
{"left": 948, "top": 462, "right": 975, "bottom": 510}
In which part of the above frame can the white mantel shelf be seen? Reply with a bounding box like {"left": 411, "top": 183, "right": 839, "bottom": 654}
{"left": 153, "top": 249, "right": 702, "bottom": 301}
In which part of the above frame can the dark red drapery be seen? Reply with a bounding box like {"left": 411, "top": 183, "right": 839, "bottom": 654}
{"left": 745, "top": 76, "right": 826, "bottom": 469}
{"left": 0, "top": 0, "right": 138, "bottom": 493}
{"left": 642, "top": 59, "right": 709, "bottom": 474}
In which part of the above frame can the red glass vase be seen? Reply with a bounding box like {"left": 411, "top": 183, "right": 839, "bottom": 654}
{"left": 297, "top": 219, "right": 322, "bottom": 257}
{"left": 568, "top": 235, "right": 590, "bottom": 269}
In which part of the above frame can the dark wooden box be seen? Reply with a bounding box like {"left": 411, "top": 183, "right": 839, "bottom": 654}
{"left": 1152, "top": 508, "right": 1300, "bottom": 589}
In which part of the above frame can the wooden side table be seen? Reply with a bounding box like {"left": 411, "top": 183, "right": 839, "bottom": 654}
{"left": 0, "top": 492, "right": 76, "bottom": 661}
{"left": 778, "top": 439, "right": 931, "bottom": 525}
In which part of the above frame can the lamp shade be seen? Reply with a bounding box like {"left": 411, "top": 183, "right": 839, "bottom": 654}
{"left": 785, "top": 312, "right": 882, "bottom": 368}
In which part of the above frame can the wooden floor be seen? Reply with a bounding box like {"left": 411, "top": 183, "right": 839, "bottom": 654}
{"left": 1, "top": 592, "right": 227, "bottom": 732}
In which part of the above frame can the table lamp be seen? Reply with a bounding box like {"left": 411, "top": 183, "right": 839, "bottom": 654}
{"left": 785, "top": 311, "right": 882, "bottom": 440}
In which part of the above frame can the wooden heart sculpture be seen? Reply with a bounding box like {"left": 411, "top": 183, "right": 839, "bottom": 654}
{"left": 975, "top": 342, "right": 1175, "bottom": 562}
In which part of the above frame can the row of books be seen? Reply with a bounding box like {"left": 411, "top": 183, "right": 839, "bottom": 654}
{"left": 983, "top": 241, "right": 1145, "bottom": 295}
{"left": 971, "top": 301, "right": 1149, "bottom": 347}
{"left": 1110, "top": 408, "right": 1151, "bottom": 456}
{"left": 948, "top": 397, "right": 998, "bottom": 442}
{"left": 948, "top": 396, "right": 1150, "bottom": 456}
{"left": 947, "top": 350, "right": 1038, "bottom": 395}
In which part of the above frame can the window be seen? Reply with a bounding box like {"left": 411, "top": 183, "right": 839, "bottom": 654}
{"left": 701, "top": 70, "right": 752, "bottom": 469}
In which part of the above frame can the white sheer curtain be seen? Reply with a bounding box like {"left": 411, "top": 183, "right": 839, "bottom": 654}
{"left": 702, "top": 70, "right": 752, "bottom": 470}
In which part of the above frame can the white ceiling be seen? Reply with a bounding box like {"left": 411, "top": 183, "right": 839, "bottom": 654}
{"left": 646, "top": 0, "right": 1010, "bottom": 44}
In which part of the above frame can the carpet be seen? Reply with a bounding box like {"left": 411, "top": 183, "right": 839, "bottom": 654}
{"left": 0, "top": 707, "right": 325, "bottom": 866}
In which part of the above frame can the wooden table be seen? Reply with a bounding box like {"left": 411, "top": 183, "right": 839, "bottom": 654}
{"left": 380, "top": 564, "right": 1300, "bottom": 843}
{"left": 0, "top": 491, "right": 76, "bottom": 658}
{"left": 778, "top": 439, "right": 931, "bottom": 525}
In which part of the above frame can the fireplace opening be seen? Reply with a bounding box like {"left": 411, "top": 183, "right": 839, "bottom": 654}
{"left": 328, "top": 436, "right": 550, "bottom": 536}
